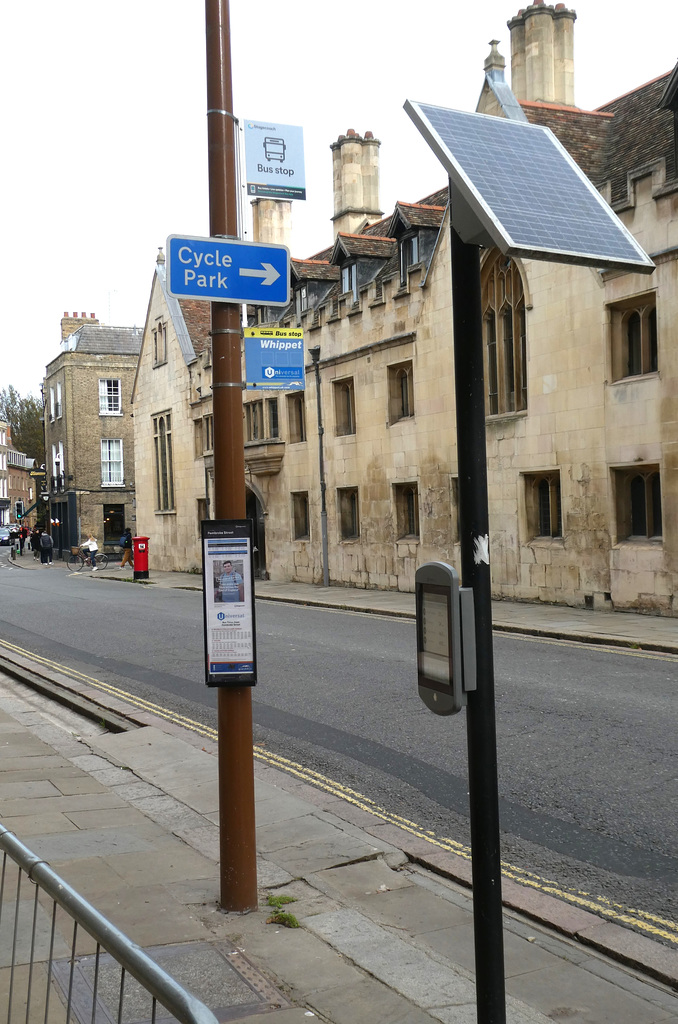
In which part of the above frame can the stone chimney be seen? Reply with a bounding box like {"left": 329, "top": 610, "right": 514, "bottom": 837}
{"left": 60, "top": 312, "right": 98, "bottom": 342}
{"left": 330, "top": 129, "right": 382, "bottom": 239}
{"left": 251, "top": 198, "right": 292, "bottom": 247}
{"left": 508, "top": 2, "right": 576, "bottom": 106}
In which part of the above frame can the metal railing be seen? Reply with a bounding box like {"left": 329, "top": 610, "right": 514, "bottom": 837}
{"left": 0, "top": 825, "right": 219, "bottom": 1024}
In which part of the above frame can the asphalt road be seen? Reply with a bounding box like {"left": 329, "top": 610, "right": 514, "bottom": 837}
{"left": 1, "top": 558, "right": 677, "bottom": 939}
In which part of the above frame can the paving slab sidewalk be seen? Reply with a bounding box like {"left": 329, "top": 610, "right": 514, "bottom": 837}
{"left": 0, "top": 674, "right": 675, "bottom": 1024}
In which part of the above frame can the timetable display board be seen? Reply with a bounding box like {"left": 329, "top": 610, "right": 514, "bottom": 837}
{"left": 201, "top": 520, "right": 256, "bottom": 686}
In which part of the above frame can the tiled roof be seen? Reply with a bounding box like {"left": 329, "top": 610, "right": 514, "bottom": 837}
{"left": 71, "top": 326, "right": 142, "bottom": 355}
{"left": 375, "top": 253, "right": 400, "bottom": 285}
{"left": 291, "top": 259, "right": 340, "bottom": 282}
{"left": 417, "top": 186, "right": 449, "bottom": 208}
{"left": 333, "top": 233, "right": 397, "bottom": 259}
{"left": 518, "top": 72, "right": 677, "bottom": 206}
{"left": 659, "top": 63, "right": 678, "bottom": 111}
{"left": 305, "top": 245, "right": 333, "bottom": 262}
{"left": 392, "top": 201, "right": 445, "bottom": 230}
{"left": 178, "top": 299, "right": 212, "bottom": 354}
{"left": 362, "top": 217, "right": 393, "bottom": 236}
{"left": 520, "top": 102, "right": 611, "bottom": 182}
{"left": 596, "top": 72, "right": 676, "bottom": 205}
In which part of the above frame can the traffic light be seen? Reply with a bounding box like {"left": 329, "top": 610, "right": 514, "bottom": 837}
{"left": 15, "top": 500, "right": 24, "bottom": 520}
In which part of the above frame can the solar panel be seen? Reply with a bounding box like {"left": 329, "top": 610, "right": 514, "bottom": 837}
{"left": 404, "top": 100, "right": 655, "bottom": 274}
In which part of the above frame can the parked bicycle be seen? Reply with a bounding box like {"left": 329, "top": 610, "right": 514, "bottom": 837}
{"left": 66, "top": 546, "right": 109, "bottom": 571}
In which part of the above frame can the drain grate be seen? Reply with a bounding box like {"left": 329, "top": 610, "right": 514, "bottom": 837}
{"left": 51, "top": 941, "right": 290, "bottom": 1022}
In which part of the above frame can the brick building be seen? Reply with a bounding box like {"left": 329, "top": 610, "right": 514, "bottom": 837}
{"left": 6, "top": 448, "right": 35, "bottom": 526}
{"left": 43, "top": 314, "right": 142, "bottom": 558}
{"left": 0, "top": 421, "right": 8, "bottom": 526}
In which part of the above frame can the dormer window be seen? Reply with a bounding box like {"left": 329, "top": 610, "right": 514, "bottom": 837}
{"left": 399, "top": 234, "right": 419, "bottom": 285}
{"left": 341, "top": 264, "right": 358, "bottom": 303}
{"left": 295, "top": 285, "right": 308, "bottom": 318}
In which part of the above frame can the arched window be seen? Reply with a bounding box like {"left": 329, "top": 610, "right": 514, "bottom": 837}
{"left": 629, "top": 471, "right": 662, "bottom": 538}
{"left": 388, "top": 361, "right": 414, "bottom": 422}
{"left": 481, "top": 253, "right": 527, "bottom": 414}
{"left": 609, "top": 295, "right": 658, "bottom": 380}
{"left": 394, "top": 483, "right": 419, "bottom": 538}
{"left": 525, "top": 472, "right": 561, "bottom": 538}
{"left": 614, "top": 466, "right": 662, "bottom": 539}
{"left": 153, "top": 412, "right": 174, "bottom": 511}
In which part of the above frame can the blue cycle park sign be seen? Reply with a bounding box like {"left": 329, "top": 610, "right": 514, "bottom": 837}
{"left": 166, "top": 234, "right": 290, "bottom": 306}
{"left": 244, "top": 327, "right": 305, "bottom": 391}
{"left": 244, "top": 119, "right": 306, "bottom": 202}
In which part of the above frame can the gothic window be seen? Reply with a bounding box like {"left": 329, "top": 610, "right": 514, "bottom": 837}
{"left": 388, "top": 361, "right": 414, "bottom": 423}
{"left": 482, "top": 253, "right": 527, "bottom": 415}
{"left": 614, "top": 467, "right": 662, "bottom": 539}
{"left": 609, "top": 297, "right": 658, "bottom": 380}
{"left": 153, "top": 412, "right": 174, "bottom": 511}
{"left": 394, "top": 483, "right": 420, "bottom": 539}
{"left": 524, "top": 472, "right": 562, "bottom": 539}
{"left": 334, "top": 378, "right": 356, "bottom": 436}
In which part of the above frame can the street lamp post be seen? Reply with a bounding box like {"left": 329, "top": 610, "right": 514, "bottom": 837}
{"left": 309, "top": 346, "right": 329, "bottom": 587}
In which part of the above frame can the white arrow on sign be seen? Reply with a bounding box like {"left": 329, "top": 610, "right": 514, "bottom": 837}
{"left": 239, "top": 263, "right": 281, "bottom": 287}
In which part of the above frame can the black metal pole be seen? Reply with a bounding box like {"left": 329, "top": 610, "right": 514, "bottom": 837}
{"left": 450, "top": 212, "right": 506, "bottom": 1024}
{"left": 308, "top": 346, "right": 329, "bottom": 587}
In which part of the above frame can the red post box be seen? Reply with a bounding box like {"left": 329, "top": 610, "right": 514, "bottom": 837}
{"left": 133, "top": 536, "right": 149, "bottom": 580}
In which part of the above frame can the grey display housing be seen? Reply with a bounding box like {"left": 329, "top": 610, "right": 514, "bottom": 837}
{"left": 416, "top": 562, "right": 462, "bottom": 714}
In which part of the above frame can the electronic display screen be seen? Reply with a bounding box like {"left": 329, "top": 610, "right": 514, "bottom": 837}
{"left": 418, "top": 584, "right": 452, "bottom": 689}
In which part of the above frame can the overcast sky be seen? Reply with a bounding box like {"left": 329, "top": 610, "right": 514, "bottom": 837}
{"left": 2, "top": 0, "right": 675, "bottom": 399}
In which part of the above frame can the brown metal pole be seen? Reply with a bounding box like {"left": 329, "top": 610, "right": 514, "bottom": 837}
{"left": 205, "top": 0, "right": 258, "bottom": 912}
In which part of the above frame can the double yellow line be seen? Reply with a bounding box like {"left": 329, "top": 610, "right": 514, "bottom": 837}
{"left": 1, "top": 636, "right": 676, "bottom": 947}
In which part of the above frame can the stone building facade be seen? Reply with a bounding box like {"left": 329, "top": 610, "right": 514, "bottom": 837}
{"left": 132, "top": 3, "right": 677, "bottom": 615}
{"left": 131, "top": 253, "right": 214, "bottom": 572}
{"left": 43, "top": 314, "right": 142, "bottom": 558}
{"left": 244, "top": 3, "right": 678, "bottom": 615}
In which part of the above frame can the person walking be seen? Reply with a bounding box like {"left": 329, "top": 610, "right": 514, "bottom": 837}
{"left": 217, "top": 560, "right": 244, "bottom": 603}
{"left": 30, "top": 529, "right": 41, "bottom": 560}
{"left": 83, "top": 534, "right": 99, "bottom": 570}
{"left": 119, "top": 528, "right": 133, "bottom": 569}
{"left": 39, "top": 530, "right": 53, "bottom": 565}
{"left": 18, "top": 525, "right": 28, "bottom": 556}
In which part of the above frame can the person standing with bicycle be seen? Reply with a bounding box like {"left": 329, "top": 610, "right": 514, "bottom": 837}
{"left": 83, "top": 534, "right": 99, "bottom": 570}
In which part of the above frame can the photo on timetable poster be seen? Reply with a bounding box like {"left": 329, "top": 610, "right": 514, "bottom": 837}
{"left": 212, "top": 558, "right": 246, "bottom": 605}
